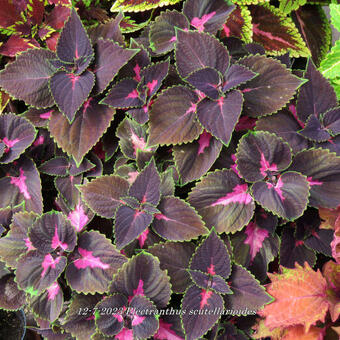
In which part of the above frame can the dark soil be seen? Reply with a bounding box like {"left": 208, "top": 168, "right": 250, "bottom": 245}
{"left": 0, "top": 310, "right": 26, "bottom": 340}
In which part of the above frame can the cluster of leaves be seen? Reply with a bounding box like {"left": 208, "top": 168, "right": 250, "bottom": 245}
{"left": 0, "top": 0, "right": 339, "bottom": 339}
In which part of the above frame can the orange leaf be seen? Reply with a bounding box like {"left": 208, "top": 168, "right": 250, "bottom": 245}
{"left": 319, "top": 207, "right": 340, "bottom": 230}
{"left": 282, "top": 325, "right": 324, "bottom": 340}
{"left": 259, "top": 262, "right": 328, "bottom": 332}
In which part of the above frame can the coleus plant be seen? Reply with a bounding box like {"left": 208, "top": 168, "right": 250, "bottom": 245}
{"left": 0, "top": 0, "right": 340, "bottom": 339}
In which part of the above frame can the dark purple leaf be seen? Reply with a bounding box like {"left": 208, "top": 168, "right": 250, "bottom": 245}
{"left": 252, "top": 172, "right": 310, "bottom": 220}
{"left": 152, "top": 196, "right": 207, "bottom": 241}
{"left": 0, "top": 49, "right": 56, "bottom": 107}
{"left": 224, "top": 264, "right": 272, "bottom": 311}
{"left": 255, "top": 108, "right": 309, "bottom": 154}
{"left": 56, "top": 8, "right": 93, "bottom": 69}
{"left": 149, "top": 10, "right": 189, "bottom": 55}
{"left": 23, "top": 107, "right": 56, "bottom": 128}
{"left": 95, "top": 294, "right": 126, "bottom": 336}
{"left": 66, "top": 231, "right": 127, "bottom": 294}
{"left": 280, "top": 227, "right": 316, "bottom": 268}
{"left": 322, "top": 107, "right": 340, "bottom": 136}
{"left": 0, "top": 211, "right": 37, "bottom": 268}
{"left": 288, "top": 148, "right": 340, "bottom": 208}
{"left": 93, "top": 39, "right": 139, "bottom": 94}
{"left": 29, "top": 281, "right": 63, "bottom": 322}
{"left": 182, "top": 285, "right": 223, "bottom": 340}
{"left": 148, "top": 86, "right": 202, "bottom": 146}
{"left": 298, "top": 114, "right": 331, "bottom": 142}
{"left": 55, "top": 175, "right": 82, "bottom": 208}
{"left": 102, "top": 78, "right": 144, "bottom": 108}
{"left": 190, "top": 230, "right": 231, "bottom": 278}
{"left": 49, "top": 98, "right": 115, "bottom": 166}
{"left": 197, "top": 90, "right": 243, "bottom": 146}
{"left": 296, "top": 58, "right": 337, "bottom": 123}
{"left": 189, "top": 270, "right": 232, "bottom": 294}
{"left": 130, "top": 295, "right": 159, "bottom": 339}
{"left": 114, "top": 204, "right": 153, "bottom": 249}
{"left": 238, "top": 55, "right": 303, "bottom": 117}
{"left": 69, "top": 157, "right": 95, "bottom": 176}
{"left": 183, "top": 0, "right": 235, "bottom": 34}
{"left": 63, "top": 293, "right": 102, "bottom": 339}
{"left": 186, "top": 67, "right": 220, "bottom": 100}
{"left": 16, "top": 251, "right": 67, "bottom": 294}
{"left": 148, "top": 241, "right": 195, "bottom": 293}
{"left": 0, "top": 156, "right": 43, "bottom": 214}
{"left": 50, "top": 70, "right": 95, "bottom": 123}
{"left": 305, "top": 228, "right": 333, "bottom": 256}
{"left": 175, "top": 29, "right": 229, "bottom": 78}
{"left": 222, "top": 64, "right": 257, "bottom": 92}
{"left": 110, "top": 252, "right": 171, "bottom": 308}
{"left": 28, "top": 212, "right": 77, "bottom": 254}
{"left": 128, "top": 158, "right": 161, "bottom": 205}
{"left": 160, "top": 168, "right": 175, "bottom": 197}
{"left": 39, "top": 157, "right": 69, "bottom": 176}
{"left": 0, "top": 113, "right": 36, "bottom": 164}
{"left": 236, "top": 131, "right": 292, "bottom": 182}
{"left": 317, "top": 135, "right": 340, "bottom": 156}
{"left": 0, "top": 274, "right": 26, "bottom": 310}
{"left": 188, "top": 169, "right": 255, "bottom": 233}
{"left": 173, "top": 131, "right": 222, "bottom": 184}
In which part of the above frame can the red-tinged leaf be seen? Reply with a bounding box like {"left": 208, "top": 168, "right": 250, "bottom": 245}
{"left": 0, "top": 114, "right": 36, "bottom": 164}
{"left": 221, "top": 5, "right": 252, "bottom": 42}
{"left": 66, "top": 231, "right": 127, "bottom": 294}
{"left": 45, "top": 5, "right": 71, "bottom": 30}
{"left": 249, "top": 3, "right": 309, "bottom": 57}
{"left": 78, "top": 175, "right": 129, "bottom": 218}
{"left": 296, "top": 59, "right": 337, "bottom": 123}
{"left": 148, "top": 241, "right": 195, "bottom": 293}
{"left": 323, "top": 261, "right": 340, "bottom": 320}
{"left": 128, "top": 159, "right": 161, "bottom": 205}
{"left": 197, "top": 90, "right": 243, "bottom": 146}
{"left": 16, "top": 251, "right": 67, "bottom": 294}
{"left": 225, "top": 264, "right": 272, "bottom": 311}
{"left": 289, "top": 148, "right": 340, "bottom": 209}
{"left": 28, "top": 211, "right": 77, "bottom": 254}
{"left": 236, "top": 131, "right": 292, "bottom": 182}
{"left": 0, "top": 275, "right": 26, "bottom": 310}
{"left": 238, "top": 55, "right": 303, "bottom": 117}
{"left": 190, "top": 229, "right": 231, "bottom": 278}
{"left": 50, "top": 70, "right": 95, "bottom": 123}
{"left": 149, "top": 10, "right": 189, "bottom": 55}
{"left": 154, "top": 318, "right": 185, "bottom": 340}
{"left": 188, "top": 169, "right": 255, "bottom": 233}
{"left": 282, "top": 325, "right": 325, "bottom": 340}
{"left": 114, "top": 205, "right": 153, "bottom": 249}
{"left": 183, "top": 0, "right": 235, "bottom": 34}
{"left": 148, "top": 86, "right": 202, "bottom": 146}
{"left": 173, "top": 131, "right": 222, "bottom": 184}
{"left": 49, "top": 98, "right": 115, "bottom": 166}
{"left": 258, "top": 262, "right": 329, "bottom": 332}
{"left": 93, "top": 39, "right": 139, "bottom": 95}
{"left": 63, "top": 294, "right": 102, "bottom": 340}
{"left": 175, "top": 29, "right": 229, "bottom": 78}
{"left": 186, "top": 67, "right": 220, "bottom": 100}
{"left": 102, "top": 78, "right": 144, "bottom": 109}
{"left": 56, "top": 8, "right": 93, "bottom": 68}
{"left": 117, "top": 117, "right": 155, "bottom": 160}
{"left": 0, "top": 49, "right": 56, "bottom": 108}
{"left": 292, "top": 5, "right": 332, "bottom": 66}
{"left": 256, "top": 108, "right": 309, "bottom": 154}
{"left": 181, "top": 285, "right": 223, "bottom": 340}
{"left": 29, "top": 281, "right": 63, "bottom": 322}
{"left": 152, "top": 196, "right": 207, "bottom": 241}
{"left": 189, "top": 270, "right": 232, "bottom": 294}
{"left": 243, "top": 222, "right": 269, "bottom": 261}
{"left": 67, "top": 203, "right": 92, "bottom": 233}
{"left": 252, "top": 172, "right": 309, "bottom": 220}
{"left": 27, "top": 0, "right": 44, "bottom": 26}
{"left": 88, "top": 12, "right": 124, "bottom": 45}
{"left": 0, "top": 35, "right": 39, "bottom": 57}
{"left": 45, "top": 32, "right": 59, "bottom": 52}
{"left": 0, "top": 156, "right": 43, "bottom": 214}
{"left": 110, "top": 252, "right": 171, "bottom": 308}
{"left": 0, "top": 211, "right": 37, "bottom": 268}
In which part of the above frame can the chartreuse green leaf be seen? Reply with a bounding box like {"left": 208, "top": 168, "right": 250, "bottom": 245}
{"left": 330, "top": 3, "right": 340, "bottom": 32}
{"left": 110, "top": 0, "right": 182, "bottom": 12}
{"left": 320, "top": 40, "right": 340, "bottom": 79}
{"left": 279, "top": 0, "right": 307, "bottom": 14}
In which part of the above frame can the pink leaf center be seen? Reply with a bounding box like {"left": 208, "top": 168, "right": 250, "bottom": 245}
{"left": 191, "top": 12, "right": 216, "bottom": 32}
{"left": 266, "top": 176, "right": 285, "bottom": 201}
{"left": 260, "top": 153, "right": 278, "bottom": 177}
{"left": 207, "top": 262, "right": 216, "bottom": 275}
{"left": 128, "top": 279, "right": 145, "bottom": 303}
{"left": 74, "top": 248, "right": 110, "bottom": 269}
{"left": 244, "top": 222, "right": 269, "bottom": 262}
{"left": 154, "top": 319, "right": 183, "bottom": 340}
{"left": 127, "top": 89, "right": 139, "bottom": 99}
{"left": 51, "top": 223, "right": 68, "bottom": 250}
{"left": 197, "top": 131, "right": 212, "bottom": 155}
{"left": 307, "top": 176, "right": 323, "bottom": 186}
{"left": 41, "top": 254, "right": 61, "bottom": 278}
{"left": 137, "top": 228, "right": 149, "bottom": 248}
{"left": 24, "top": 237, "right": 35, "bottom": 251}
{"left": 10, "top": 168, "right": 31, "bottom": 199}
{"left": 47, "top": 281, "right": 60, "bottom": 300}
{"left": 133, "top": 63, "right": 141, "bottom": 82}
{"left": 200, "top": 289, "right": 213, "bottom": 309}
{"left": 68, "top": 204, "right": 89, "bottom": 232}
{"left": 40, "top": 110, "right": 53, "bottom": 119}
{"left": 211, "top": 184, "right": 252, "bottom": 206}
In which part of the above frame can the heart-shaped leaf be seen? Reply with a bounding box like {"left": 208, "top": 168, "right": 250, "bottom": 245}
{"left": 236, "top": 131, "right": 292, "bottom": 182}
{"left": 65, "top": 231, "right": 127, "bottom": 294}
{"left": 188, "top": 169, "right": 255, "bottom": 233}
{"left": 50, "top": 70, "right": 95, "bottom": 123}
{"left": 222, "top": 64, "right": 257, "bottom": 92}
